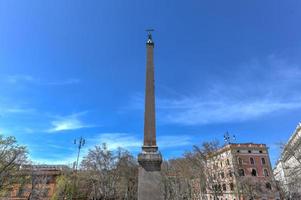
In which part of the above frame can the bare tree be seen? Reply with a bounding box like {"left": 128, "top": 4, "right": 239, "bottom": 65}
{"left": 0, "top": 135, "right": 28, "bottom": 195}
{"left": 161, "top": 140, "right": 221, "bottom": 200}
{"left": 276, "top": 142, "right": 301, "bottom": 199}
{"left": 162, "top": 158, "right": 194, "bottom": 200}
{"left": 238, "top": 177, "right": 263, "bottom": 200}
{"left": 114, "top": 148, "right": 138, "bottom": 200}
{"left": 79, "top": 143, "right": 138, "bottom": 200}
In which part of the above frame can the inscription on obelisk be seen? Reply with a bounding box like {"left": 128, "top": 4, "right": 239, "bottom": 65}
{"left": 137, "top": 30, "right": 163, "bottom": 200}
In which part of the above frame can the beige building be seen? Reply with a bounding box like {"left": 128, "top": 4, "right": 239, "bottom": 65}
{"left": 274, "top": 122, "right": 301, "bottom": 199}
{"left": 204, "top": 143, "right": 280, "bottom": 200}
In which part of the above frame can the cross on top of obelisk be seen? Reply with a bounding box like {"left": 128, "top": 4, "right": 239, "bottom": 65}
{"left": 146, "top": 29, "right": 154, "bottom": 44}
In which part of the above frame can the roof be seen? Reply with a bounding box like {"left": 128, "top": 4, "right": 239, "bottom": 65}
{"left": 206, "top": 143, "right": 268, "bottom": 158}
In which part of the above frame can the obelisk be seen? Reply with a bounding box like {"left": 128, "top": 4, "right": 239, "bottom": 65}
{"left": 137, "top": 30, "right": 163, "bottom": 200}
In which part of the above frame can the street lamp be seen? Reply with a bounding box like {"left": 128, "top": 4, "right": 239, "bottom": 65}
{"left": 74, "top": 137, "right": 85, "bottom": 172}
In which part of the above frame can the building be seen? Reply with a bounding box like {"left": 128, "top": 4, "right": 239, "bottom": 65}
{"left": 274, "top": 122, "right": 301, "bottom": 199}
{"left": 8, "top": 165, "right": 68, "bottom": 200}
{"left": 204, "top": 143, "right": 280, "bottom": 200}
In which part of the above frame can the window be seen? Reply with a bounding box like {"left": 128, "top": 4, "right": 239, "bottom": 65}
{"left": 261, "top": 157, "right": 266, "bottom": 165}
{"left": 220, "top": 161, "right": 223, "bottom": 167}
{"left": 227, "top": 159, "right": 230, "bottom": 165}
{"left": 239, "top": 169, "right": 245, "bottom": 176}
{"left": 265, "top": 182, "right": 272, "bottom": 190}
{"left": 251, "top": 169, "right": 257, "bottom": 176}
{"left": 237, "top": 150, "right": 240, "bottom": 153}
{"left": 263, "top": 169, "right": 269, "bottom": 177}
{"left": 46, "top": 176, "right": 53, "bottom": 184}
{"left": 228, "top": 170, "right": 232, "bottom": 177}
{"left": 213, "top": 185, "right": 217, "bottom": 191}
{"left": 221, "top": 172, "right": 225, "bottom": 178}
{"left": 222, "top": 184, "right": 227, "bottom": 191}
{"left": 230, "top": 183, "right": 234, "bottom": 191}
{"left": 248, "top": 150, "right": 252, "bottom": 153}
{"left": 250, "top": 157, "right": 255, "bottom": 165}
{"left": 259, "top": 150, "right": 263, "bottom": 153}
{"left": 238, "top": 157, "right": 242, "bottom": 165}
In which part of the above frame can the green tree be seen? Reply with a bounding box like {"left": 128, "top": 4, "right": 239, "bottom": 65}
{"left": 51, "top": 175, "right": 73, "bottom": 200}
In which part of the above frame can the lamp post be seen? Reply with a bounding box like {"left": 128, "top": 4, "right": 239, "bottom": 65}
{"left": 74, "top": 137, "right": 85, "bottom": 172}
{"left": 72, "top": 137, "right": 85, "bottom": 200}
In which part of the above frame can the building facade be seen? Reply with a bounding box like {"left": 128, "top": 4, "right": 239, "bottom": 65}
{"left": 204, "top": 143, "right": 280, "bottom": 200}
{"left": 274, "top": 122, "right": 301, "bottom": 199}
{"left": 8, "top": 165, "right": 68, "bottom": 200}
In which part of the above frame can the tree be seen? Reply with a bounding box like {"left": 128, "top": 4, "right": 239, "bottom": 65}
{"left": 0, "top": 135, "right": 28, "bottom": 195}
{"left": 79, "top": 143, "right": 138, "bottom": 200}
{"left": 238, "top": 177, "right": 263, "bottom": 200}
{"left": 161, "top": 140, "right": 221, "bottom": 200}
{"left": 162, "top": 158, "right": 195, "bottom": 200}
{"left": 51, "top": 174, "right": 73, "bottom": 200}
{"left": 80, "top": 143, "right": 117, "bottom": 199}
{"left": 276, "top": 142, "right": 301, "bottom": 199}
{"left": 114, "top": 148, "right": 138, "bottom": 200}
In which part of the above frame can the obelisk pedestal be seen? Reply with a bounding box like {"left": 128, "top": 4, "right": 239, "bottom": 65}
{"left": 137, "top": 31, "right": 163, "bottom": 200}
{"left": 138, "top": 150, "right": 163, "bottom": 200}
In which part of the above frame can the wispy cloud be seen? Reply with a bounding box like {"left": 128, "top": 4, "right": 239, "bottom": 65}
{"left": 91, "top": 133, "right": 141, "bottom": 150}
{"left": 45, "top": 78, "right": 80, "bottom": 86}
{"left": 127, "top": 55, "right": 301, "bottom": 125}
{"left": 47, "top": 112, "right": 93, "bottom": 132}
{"left": 5, "top": 75, "right": 35, "bottom": 84}
{"left": 158, "top": 135, "right": 192, "bottom": 148}
{"left": 0, "top": 107, "right": 35, "bottom": 115}
{"left": 89, "top": 133, "right": 193, "bottom": 151}
{"left": 2, "top": 74, "right": 80, "bottom": 86}
{"left": 29, "top": 156, "right": 76, "bottom": 166}
{"left": 160, "top": 98, "right": 301, "bottom": 125}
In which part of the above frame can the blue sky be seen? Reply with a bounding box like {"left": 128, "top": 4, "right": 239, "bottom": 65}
{"left": 0, "top": 0, "right": 301, "bottom": 166}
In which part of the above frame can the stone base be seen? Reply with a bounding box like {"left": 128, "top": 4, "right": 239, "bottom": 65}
{"left": 138, "top": 151, "right": 163, "bottom": 200}
{"left": 138, "top": 166, "right": 164, "bottom": 200}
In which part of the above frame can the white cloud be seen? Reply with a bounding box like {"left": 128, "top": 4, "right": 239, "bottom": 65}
{"left": 89, "top": 133, "right": 193, "bottom": 151}
{"left": 160, "top": 98, "right": 301, "bottom": 125}
{"left": 0, "top": 107, "right": 35, "bottom": 115}
{"left": 5, "top": 75, "right": 35, "bottom": 84}
{"left": 2, "top": 74, "right": 80, "bottom": 86}
{"left": 46, "top": 78, "right": 80, "bottom": 85}
{"left": 92, "top": 133, "right": 141, "bottom": 150}
{"left": 158, "top": 135, "right": 192, "bottom": 148}
{"left": 127, "top": 55, "right": 301, "bottom": 125}
{"left": 47, "top": 113, "right": 92, "bottom": 132}
{"left": 29, "top": 156, "right": 76, "bottom": 166}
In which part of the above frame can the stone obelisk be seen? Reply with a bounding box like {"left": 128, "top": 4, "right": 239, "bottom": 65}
{"left": 138, "top": 30, "right": 163, "bottom": 200}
